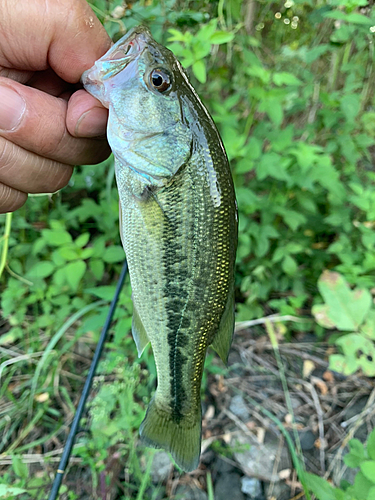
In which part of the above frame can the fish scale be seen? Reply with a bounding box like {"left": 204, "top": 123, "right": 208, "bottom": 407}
{"left": 82, "top": 25, "right": 237, "bottom": 472}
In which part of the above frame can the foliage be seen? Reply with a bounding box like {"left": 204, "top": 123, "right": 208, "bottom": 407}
{"left": 1, "top": 0, "right": 375, "bottom": 497}
{"left": 305, "top": 428, "right": 375, "bottom": 500}
{"left": 313, "top": 271, "right": 375, "bottom": 376}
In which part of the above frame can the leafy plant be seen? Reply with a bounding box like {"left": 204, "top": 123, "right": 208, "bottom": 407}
{"left": 305, "top": 428, "right": 375, "bottom": 500}
{"left": 312, "top": 271, "right": 375, "bottom": 376}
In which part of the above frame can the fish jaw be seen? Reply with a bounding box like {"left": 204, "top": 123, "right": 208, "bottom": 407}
{"left": 81, "top": 27, "right": 152, "bottom": 106}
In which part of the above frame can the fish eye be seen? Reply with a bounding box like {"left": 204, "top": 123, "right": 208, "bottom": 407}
{"left": 150, "top": 69, "right": 171, "bottom": 93}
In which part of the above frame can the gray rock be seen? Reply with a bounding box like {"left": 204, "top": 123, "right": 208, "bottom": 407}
{"left": 299, "top": 430, "right": 316, "bottom": 451}
{"left": 151, "top": 451, "right": 172, "bottom": 483}
{"left": 241, "top": 477, "right": 262, "bottom": 497}
{"left": 214, "top": 457, "right": 236, "bottom": 474}
{"left": 230, "top": 395, "right": 250, "bottom": 421}
{"left": 264, "top": 481, "right": 291, "bottom": 500}
{"left": 174, "top": 485, "right": 208, "bottom": 500}
{"left": 232, "top": 434, "right": 291, "bottom": 482}
{"left": 214, "top": 473, "right": 245, "bottom": 500}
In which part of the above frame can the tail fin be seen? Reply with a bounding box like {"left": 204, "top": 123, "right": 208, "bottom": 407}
{"left": 139, "top": 396, "right": 201, "bottom": 472}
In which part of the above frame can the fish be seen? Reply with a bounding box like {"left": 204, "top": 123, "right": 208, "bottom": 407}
{"left": 82, "top": 26, "right": 237, "bottom": 472}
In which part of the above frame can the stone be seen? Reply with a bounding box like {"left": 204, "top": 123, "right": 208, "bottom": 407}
{"left": 214, "top": 456, "right": 236, "bottom": 474}
{"left": 241, "top": 477, "right": 262, "bottom": 497}
{"left": 232, "top": 434, "right": 291, "bottom": 482}
{"left": 264, "top": 480, "right": 291, "bottom": 500}
{"left": 150, "top": 451, "right": 172, "bottom": 483}
{"left": 229, "top": 395, "right": 250, "bottom": 421}
{"left": 174, "top": 485, "right": 208, "bottom": 500}
{"left": 299, "top": 430, "right": 316, "bottom": 451}
{"left": 214, "top": 473, "right": 245, "bottom": 500}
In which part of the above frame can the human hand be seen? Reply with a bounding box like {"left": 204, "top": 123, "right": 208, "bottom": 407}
{"left": 0, "top": 0, "right": 112, "bottom": 213}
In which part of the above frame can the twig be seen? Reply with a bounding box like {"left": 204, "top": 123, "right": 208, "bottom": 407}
{"left": 235, "top": 314, "right": 310, "bottom": 333}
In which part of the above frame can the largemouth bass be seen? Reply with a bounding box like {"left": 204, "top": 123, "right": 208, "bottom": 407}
{"left": 82, "top": 26, "right": 237, "bottom": 472}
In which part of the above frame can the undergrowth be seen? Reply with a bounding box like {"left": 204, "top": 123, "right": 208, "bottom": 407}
{"left": 1, "top": 0, "right": 375, "bottom": 498}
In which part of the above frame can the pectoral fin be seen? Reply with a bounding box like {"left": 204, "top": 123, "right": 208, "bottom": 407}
{"left": 132, "top": 304, "right": 150, "bottom": 357}
{"left": 210, "top": 290, "right": 235, "bottom": 365}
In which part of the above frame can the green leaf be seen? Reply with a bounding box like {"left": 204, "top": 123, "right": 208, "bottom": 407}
{"left": 343, "top": 439, "right": 365, "bottom": 468}
{"left": 209, "top": 31, "right": 234, "bottom": 44}
{"left": 282, "top": 255, "right": 298, "bottom": 276}
{"left": 0, "top": 485, "right": 27, "bottom": 497}
{"left": 75, "top": 233, "right": 90, "bottom": 248}
{"left": 355, "top": 471, "right": 373, "bottom": 499}
{"left": 12, "top": 456, "right": 28, "bottom": 479}
{"left": 65, "top": 260, "right": 86, "bottom": 291}
{"left": 192, "top": 60, "right": 206, "bottom": 83}
{"left": 312, "top": 305, "right": 336, "bottom": 329}
{"left": 85, "top": 286, "right": 116, "bottom": 301}
{"left": 367, "top": 428, "right": 375, "bottom": 461}
{"left": 273, "top": 72, "right": 302, "bottom": 86}
{"left": 90, "top": 259, "right": 105, "bottom": 281}
{"left": 42, "top": 229, "right": 72, "bottom": 246}
{"left": 26, "top": 261, "right": 55, "bottom": 279}
{"left": 329, "top": 353, "right": 359, "bottom": 376}
{"left": 103, "top": 246, "right": 125, "bottom": 263}
{"left": 345, "top": 13, "right": 373, "bottom": 25}
{"left": 340, "top": 95, "right": 361, "bottom": 122}
{"left": 360, "top": 461, "right": 375, "bottom": 483}
{"left": 361, "top": 311, "right": 375, "bottom": 340}
{"left": 304, "top": 472, "right": 338, "bottom": 500}
{"left": 316, "top": 271, "right": 372, "bottom": 331}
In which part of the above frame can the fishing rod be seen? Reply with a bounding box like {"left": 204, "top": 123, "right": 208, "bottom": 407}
{"left": 48, "top": 260, "right": 128, "bottom": 500}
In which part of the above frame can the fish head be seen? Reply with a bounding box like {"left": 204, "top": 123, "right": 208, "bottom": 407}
{"left": 82, "top": 26, "right": 193, "bottom": 185}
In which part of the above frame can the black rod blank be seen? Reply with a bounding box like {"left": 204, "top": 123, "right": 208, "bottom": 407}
{"left": 48, "top": 261, "right": 128, "bottom": 500}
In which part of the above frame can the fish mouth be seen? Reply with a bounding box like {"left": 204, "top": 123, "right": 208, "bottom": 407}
{"left": 81, "top": 26, "right": 152, "bottom": 104}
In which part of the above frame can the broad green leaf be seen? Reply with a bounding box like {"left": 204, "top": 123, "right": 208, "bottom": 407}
{"left": 340, "top": 95, "right": 360, "bottom": 122}
{"left": 65, "top": 260, "right": 86, "bottom": 291}
{"left": 90, "top": 259, "right": 105, "bottom": 281}
{"left": 367, "top": 429, "right": 375, "bottom": 462}
{"left": 343, "top": 439, "right": 365, "bottom": 468}
{"left": 103, "top": 246, "right": 125, "bottom": 263}
{"left": 42, "top": 229, "right": 72, "bottom": 246}
{"left": 12, "top": 456, "right": 28, "bottom": 479}
{"left": 361, "top": 311, "right": 375, "bottom": 340}
{"left": 329, "top": 354, "right": 359, "bottom": 376}
{"left": 57, "top": 247, "right": 79, "bottom": 261}
{"left": 0, "top": 485, "right": 27, "bottom": 497}
{"left": 361, "top": 461, "right": 375, "bottom": 483}
{"left": 282, "top": 255, "right": 298, "bottom": 276}
{"left": 26, "top": 261, "right": 55, "bottom": 279}
{"left": 317, "top": 271, "right": 372, "bottom": 331}
{"left": 75, "top": 233, "right": 90, "bottom": 248}
{"left": 85, "top": 286, "right": 117, "bottom": 301}
{"left": 355, "top": 471, "right": 373, "bottom": 499}
{"left": 192, "top": 60, "right": 206, "bottom": 83}
{"left": 209, "top": 31, "right": 234, "bottom": 44}
{"left": 345, "top": 13, "right": 373, "bottom": 25}
{"left": 273, "top": 72, "right": 302, "bottom": 86}
{"left": 368, "top": 486, "right": 375, "bottom": 500}
{"left": 304, "top": 472, "right": 338, "bottom": 500}
{"left": 312, "top": 305, "right": 336, "bottom": 329}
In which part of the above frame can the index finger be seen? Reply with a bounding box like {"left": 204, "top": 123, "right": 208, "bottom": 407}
{"left": 0, "top": 0, "right": 112, "bottom": 82}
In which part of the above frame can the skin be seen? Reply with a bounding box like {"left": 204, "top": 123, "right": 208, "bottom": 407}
{"left": 0, "top": 0, "right": 112, "bottom": 213}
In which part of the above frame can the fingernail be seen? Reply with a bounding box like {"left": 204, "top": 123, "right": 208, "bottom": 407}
{"left": 0, "top": 85, "right": 26, "bottom": 131}
{"left": 75, "top": 108, "right": 108, "bottom": 137}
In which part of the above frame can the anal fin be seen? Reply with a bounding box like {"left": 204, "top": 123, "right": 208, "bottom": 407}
{"left": 132, "top": 304, "right": 150, "bottom": 357}
{"left": 210, "top": 289, "right": 235, "bottom": 365}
